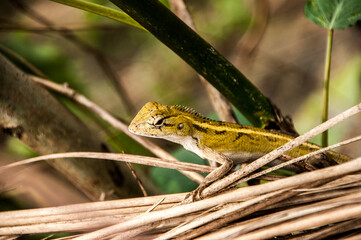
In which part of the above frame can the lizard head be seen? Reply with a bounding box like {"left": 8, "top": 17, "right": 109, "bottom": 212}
{"left": 128, "top": 102, "right": 196, "bottom": 141}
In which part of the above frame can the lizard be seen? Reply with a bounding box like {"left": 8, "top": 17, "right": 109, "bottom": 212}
{"left": 128, "top": 102, "right": 351, "bottom": 199}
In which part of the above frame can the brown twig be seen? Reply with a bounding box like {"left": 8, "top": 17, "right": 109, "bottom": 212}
{"left": 65, "top": 156, "right": 361, "bottom": 239}
{"left": 125, "top": 162, "right": 148, "bottom": 197}
{"left": 154, "top": 190, "right": 287, "bottom": 240}
{"left": 0, "top": 152, "right": 214, "bottom": 175}
{"left": 0, "top": 45, "right": 47, "bottom": 78}
{"left": 201, "top": 102, "right": 361, "bottom": 198}
{"left": 190, "top": 179, "right": 331, "bottom": 240}
{"left": 203, "top": 190, "right": 361, "bottom": 239}
{"left": 291, "top": 217, "right": 361, "bottom": 240}
{"left": 235, "top": 198, "right": 361, "bottom": 239}
{"left": 238, "top": 135, "right": 361, "bottom": 185}
{"left": 1, "top": 158, "right": 361, "bottom": 237}
{"left": 169, "top": 0, "right": 237, "bottom": 123}
{"left": 0, "top": 54, "right": 144, "bottom": 200}
{"left": 31, "top": 76, "right": 204, "bottom": 184}
{"left": 232, "top": 0, "right": 269, "bottom": 69}
{"left": 9, "top": 0, "right": 135, "bottom": 114}
{"left": 0, "top": 20, "right": 125, "bottom": 33}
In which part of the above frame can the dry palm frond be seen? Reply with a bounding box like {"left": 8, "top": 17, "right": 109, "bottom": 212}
{"left": 1, "top": 155, "right": 361, "bottom": 239}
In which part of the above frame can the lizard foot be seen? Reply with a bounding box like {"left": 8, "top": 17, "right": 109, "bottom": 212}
{"left": 182, "top": 183, "right": 207, "bottom": 203}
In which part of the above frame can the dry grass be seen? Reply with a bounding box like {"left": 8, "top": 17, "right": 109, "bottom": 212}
{"left": 1, "top": 157, "right": 361, "bottom": 239}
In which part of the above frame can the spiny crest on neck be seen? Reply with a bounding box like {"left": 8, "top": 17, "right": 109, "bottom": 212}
{"left": 172, "top": 104, "right": 209, "bottom": 120}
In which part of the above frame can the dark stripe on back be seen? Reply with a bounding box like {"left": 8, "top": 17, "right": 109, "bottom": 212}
{"left": 192, "top": 124, "right": 208, "bottom": 133}
{"left": 246, "top": 134, "right": 255, "bottom": 141}
{"left": 235, "top": 132, "right": 255, "bottom": 141}
{"left": 214, "top": 130, "right": 227, "bottom": 135}
{"left": 233, "top": 132, "right": 243, "bottom": 142}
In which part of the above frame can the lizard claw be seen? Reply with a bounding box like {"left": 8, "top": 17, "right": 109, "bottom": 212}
{"left": 182, "top": 183, "right": 207, "bottom": 203}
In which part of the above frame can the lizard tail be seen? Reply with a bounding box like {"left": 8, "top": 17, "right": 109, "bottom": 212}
{"left": 325, "top": 150, "right": 351, "bottom": 164}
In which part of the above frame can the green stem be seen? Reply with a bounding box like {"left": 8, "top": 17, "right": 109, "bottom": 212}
{"left": 322, "top": 29, "right": 333, "bottom": 147}
{"left": 107, "top": 0, "right": 276, "bottom": 128}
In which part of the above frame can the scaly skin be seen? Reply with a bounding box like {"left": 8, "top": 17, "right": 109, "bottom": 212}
{"left": 128, "top": 102, "right": 350, "bottom": 199}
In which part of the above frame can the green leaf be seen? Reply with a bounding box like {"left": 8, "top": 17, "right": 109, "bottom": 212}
{"left": 50, "top": 0, "right": 145, "bottom": 30}
{"left": 52, "top": 0, "right": 278, "bottom": 127}
{"left": 107, "top": 0, "right": 276, "bottom": 127}
{"left": 305, "top": 0, "right": 361, "bottom": 29}
{"left": 151, "top": 148, "right": 203, "bottom": 193}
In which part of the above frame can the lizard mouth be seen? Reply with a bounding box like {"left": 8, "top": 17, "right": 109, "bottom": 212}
{"left": 128, "top": 123, "right": 136, "bottom": 133}
{"left": 128, "top": 122, "right": 161, "bottom": 136}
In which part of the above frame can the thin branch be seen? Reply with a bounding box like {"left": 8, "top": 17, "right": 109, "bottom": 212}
{"left": 193, "top": 179, "right": 332, "bottom": 240}
{"left": 0, "top": 45, "right": 46, "bottom": 78}
{"left": 153, "top": 190, "right": 286, "bottom": 240}
{"left": 108, "top": 0, "right": 277, "bottom": 127}
{"left": 239, "top": 135, "right": 361, "bottom": 184}
{"left": 235, "top": 203, "right": 361, "bottom": 240}
{"left": 32, "top": 76, "right": 204, "bottom": 184}
{"left": 10, "top": 0, "right": 135, "bottom": 114}
{"left": 268, "top": 184, "right": 361, "bottom": 211}
{"left": 0, "top": 152, "right": 214, "bottom": 174}
{"left": 232, "top": 0, "right": 269, "bottom": 68}
{"left": 125, "top": 162, "right": 148, "bottom": 197}
{"left": 2, "top": 158, "right": 361, "bottom": 237}
{"left": 203, "top": 191, "right": 361, "bottom": 240}
{"left": 169, "top": 0, "right": 237, "bottom": 123}
{"left": 0, "top": 193, "right": 183, "bottom": 219}
{"left": 0, "top": 21, "right": 133, "bottom": 33}
{"left": 291, "top": 218, "right": 361, "bottom": 240}
{"left": 201, "top": 102, "right": 361, "bottom": 197}
{"left": 69, "top": 156, "right": 361, "bottom": 240}
{"left": 0, "top": 53, "right": 143, "bottom": 200}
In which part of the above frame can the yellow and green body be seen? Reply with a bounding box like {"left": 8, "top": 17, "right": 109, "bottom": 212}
{"left": 129, "top": 102, "right": 350, "bottom": 165}
{"left": 129, "top": 102, "right": 350, "bottom": 199}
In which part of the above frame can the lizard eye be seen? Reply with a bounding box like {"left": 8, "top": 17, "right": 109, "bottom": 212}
{"left": 177, "top": 123, "right": 184, "bottom": 130}
{"left": 154, "top": 118, "right": 164, "bottom": 126}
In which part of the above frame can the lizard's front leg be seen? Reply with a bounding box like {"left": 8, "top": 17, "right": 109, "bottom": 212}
{"left": 186, "top": 147, "right": 233, "bottom": 201}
